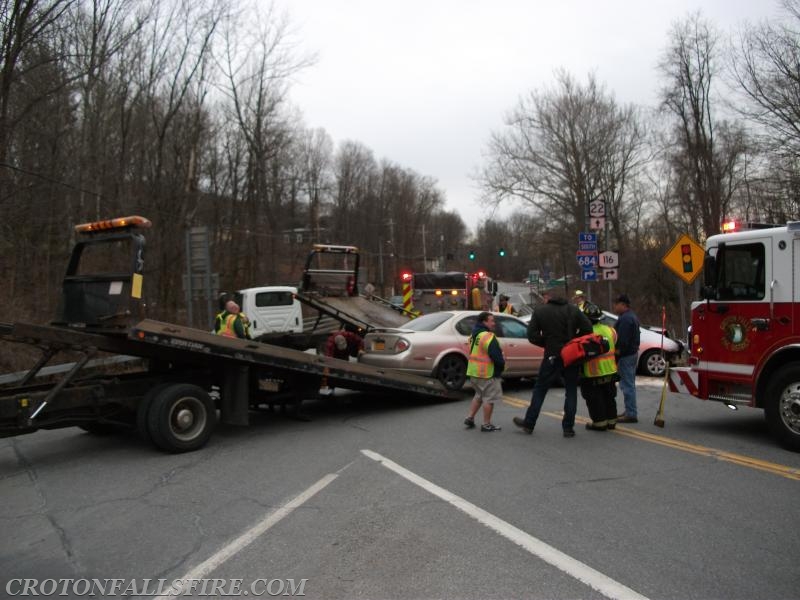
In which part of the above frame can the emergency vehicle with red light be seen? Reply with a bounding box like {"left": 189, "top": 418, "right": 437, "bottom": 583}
{"left": 669, "top": 221, "right": 800, "bottom": 450}
{"left": 401, "top": 271, "right": 496, "bottom": 313}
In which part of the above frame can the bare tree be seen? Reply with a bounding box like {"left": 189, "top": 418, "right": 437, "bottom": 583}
{"left": 299, "top": 126, "right": 332, "bottom": 242}
{"left": 730, "top": 0, "right": 800, "bottom": 159}
{"left": 217, "top": 2, "right": 312, "bottom": 285}
{"left": 479, "top": 70, "right": 648, "bottom": 272}
{"left": 659, "top": 11, "right": 748, "bottom": 239}
{"left": 0, "top": 0, "right": 74, "bottom": 167}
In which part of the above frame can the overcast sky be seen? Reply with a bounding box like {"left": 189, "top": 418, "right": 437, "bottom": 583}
{"left": 273, "top": 0, "right": 783, "bottom": 230}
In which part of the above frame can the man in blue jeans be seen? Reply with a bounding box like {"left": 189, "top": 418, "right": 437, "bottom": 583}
{"left": 512, "top": 288, "right": 592, "bottom": 437}
{"left": 613, "top": 294, "right": 640, "bottom": 423}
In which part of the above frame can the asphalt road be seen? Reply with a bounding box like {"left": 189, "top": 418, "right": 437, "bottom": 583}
{"left": 1, "top": 377, "right": 798, "bottom": 600}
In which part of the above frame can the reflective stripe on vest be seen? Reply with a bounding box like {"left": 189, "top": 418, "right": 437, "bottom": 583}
{"left": 218, "top": 313, "right": 239, "bottom": 338}
{"left": 583, "top": 323, "right": 618, "bottom": 378}
{"left": 501, "top": 304, "right": 513, "bottom": 314}
{"left": 466, "top": 331, "right": 495, "bottom": 379}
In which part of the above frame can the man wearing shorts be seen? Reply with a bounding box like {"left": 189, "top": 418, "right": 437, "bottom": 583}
{"left": 463, "top": 312, "right": 505, "bottom": 432}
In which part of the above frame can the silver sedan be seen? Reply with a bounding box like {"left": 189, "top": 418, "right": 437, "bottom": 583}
{"left": 358, "top": 311, "right": 543, "bottom": 390}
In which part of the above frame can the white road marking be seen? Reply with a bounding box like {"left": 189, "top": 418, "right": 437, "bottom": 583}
{"left": 153, "top": 472, "right": 340, "bottom": 600}
{"left": 361, "top": 449, "right": 649, "bottom": 600}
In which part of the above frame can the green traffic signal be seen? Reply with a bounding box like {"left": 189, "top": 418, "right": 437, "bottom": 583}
{"left": 498, "top": 248, "right": 506, "bottom": 257}
{"left": 468, "top": 250, "right": 476, "bottom": 260}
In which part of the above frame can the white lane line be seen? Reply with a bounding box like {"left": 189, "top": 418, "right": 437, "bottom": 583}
{"left": 361, "top": 449, "right": 649, "bottom": 600}
{"left": 154, "top": 472, "right": 340, "bottom": 600}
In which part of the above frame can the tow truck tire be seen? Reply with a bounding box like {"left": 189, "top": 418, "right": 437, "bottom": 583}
{"left": 436, "top": 354, "right": 467, "bottom": 391}
{"left": 639, "top": 349, "right": 667, "bottom": 377}
{"left": 146, "top": 384, "right": 217, "bottom": 453}
{"left": 136, "top": 382, "right": 173, "bottom": 443}
{"left": 765, "top": 366, "right": 800, "bottom": 452}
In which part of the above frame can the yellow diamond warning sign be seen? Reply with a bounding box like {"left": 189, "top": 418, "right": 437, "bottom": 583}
{"left": 662, "top": 234, "right": 705, "bottom": 284}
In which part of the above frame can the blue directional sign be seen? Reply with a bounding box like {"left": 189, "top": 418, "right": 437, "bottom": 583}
{"left": 577, "top": 254, "right": 598, "bottom": 268}
{"left": 578, "top": 231, "right": 597, "bottom": 253}
{"left": 581, "top": 269, "right": 598, "bottom": 281}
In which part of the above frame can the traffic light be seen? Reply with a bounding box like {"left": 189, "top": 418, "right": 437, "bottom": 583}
{"left": 468, "top": 250, "right": 476, "bottom": 261}
{"left": 681, "top": 244, "right": 693, "bottom": 273}
{"left": 498, "top": 248, "right": 506, "bottom": 257}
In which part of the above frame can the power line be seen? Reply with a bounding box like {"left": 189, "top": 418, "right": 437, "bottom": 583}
{"left": 0, "top": 162, "right": 103, "bottom": 198}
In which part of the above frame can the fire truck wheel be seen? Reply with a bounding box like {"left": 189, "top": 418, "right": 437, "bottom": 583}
{"left": 639, "top": 350, "right": 667, "bottom": 377}
{"left": 436, "top": 354, "right": 467, "bottom": 391}
{"left": 765, "top": 367, "right": 800, "bottom": 451}
{"left": 146, "top": 384, "right": 217, "bottom": 453}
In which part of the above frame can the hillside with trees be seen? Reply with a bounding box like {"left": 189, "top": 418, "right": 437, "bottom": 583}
{"left": 2, "top": 0, "right": 800, "bottom": 359}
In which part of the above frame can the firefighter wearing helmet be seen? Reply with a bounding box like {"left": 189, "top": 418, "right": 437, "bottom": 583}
{"left": 579, "top": 302, "right": 619, "bottom": 431}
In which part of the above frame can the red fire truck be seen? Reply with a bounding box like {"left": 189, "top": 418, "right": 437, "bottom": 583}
{"left": 669, "top": 221, "right": 800, "bottom": 451}
{"left": 402, "top": 271, "right": 496, "bottom": 314}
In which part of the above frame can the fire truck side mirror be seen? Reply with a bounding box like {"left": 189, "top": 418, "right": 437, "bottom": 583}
{"left": 701, "top": 253, "right": 717, "bottom": 300}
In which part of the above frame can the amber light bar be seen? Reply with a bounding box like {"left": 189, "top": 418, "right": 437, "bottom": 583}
{"left": 74, "top": 215, "right": 152, "bottom": 233}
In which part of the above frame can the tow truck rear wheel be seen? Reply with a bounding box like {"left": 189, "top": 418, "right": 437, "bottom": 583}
{"left": 764, "top": 365, "right": 800, "bottom": 452}
{"left": 136, "top": 382, "right": 173, "bottom": 443}
{"left": 146, "top": 384, "right": 217, "bottom": 453}
{"left": 436, "top": 354, "right": 467, "bottom": 391}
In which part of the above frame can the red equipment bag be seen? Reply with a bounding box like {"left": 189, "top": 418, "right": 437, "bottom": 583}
{"left": 560, "top": 333, "right": 610, "bottom": 367}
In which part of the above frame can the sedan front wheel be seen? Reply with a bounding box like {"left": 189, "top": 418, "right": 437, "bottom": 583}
{"left": 639, "top": 349, "right": 667, "bottom": 377}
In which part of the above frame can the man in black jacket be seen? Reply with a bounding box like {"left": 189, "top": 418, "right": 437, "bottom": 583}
{"left": 513, "top": 288, "right": 593, "bottom": 437}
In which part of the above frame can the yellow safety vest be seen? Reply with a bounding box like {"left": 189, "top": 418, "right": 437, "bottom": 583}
{"left": 217, "top": 313, "right": 239, "bottom": 338}
{"left": 500, "top": 303, "right": 513, "bottom": 314}
{"left": 582, "top": 323, "right": 618, "bottom": 378}
{"left": 466, "top": 331, "right": 496, "bottom": 379}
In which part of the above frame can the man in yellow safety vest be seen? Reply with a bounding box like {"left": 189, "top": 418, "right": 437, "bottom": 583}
{"left": 214, "top": 300, "right": 250, "bottom": 339}
{"left": 463, "top": 312, "right": 505, "bottom": 432}
{"left": 495, "top": 294, "right": 516, "bottom": 315}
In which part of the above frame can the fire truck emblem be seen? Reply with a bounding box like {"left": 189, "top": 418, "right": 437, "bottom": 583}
{"left": 720, "top": 315, "right": 751, "bottom": 351}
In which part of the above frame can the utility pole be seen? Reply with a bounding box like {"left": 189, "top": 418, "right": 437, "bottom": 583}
{"left": 388, "top": 218, "right": 397, "bottom": 295}
{"left": 422, "top": 224, "right": 427, "bottom": 272}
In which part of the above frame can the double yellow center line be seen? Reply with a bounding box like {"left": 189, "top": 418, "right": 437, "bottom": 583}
{"left": 502, "top": 396, "right": 800, "bottom": 481}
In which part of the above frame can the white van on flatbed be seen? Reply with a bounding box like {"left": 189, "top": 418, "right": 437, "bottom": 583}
{"left": 236, "top": 286, "right": 304, "bottom": 339}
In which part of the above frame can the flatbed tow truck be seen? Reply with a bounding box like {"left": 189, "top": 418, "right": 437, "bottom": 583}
{"left": 0, "top": 217, "right": 453, "bottom": 453}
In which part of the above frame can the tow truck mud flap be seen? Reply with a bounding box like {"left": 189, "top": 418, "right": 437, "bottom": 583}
{"left": 222, "top": 365, "right": 250, "bottom": 426}
{"left": 130, "top": 320, "right": 456, "bottom": 401}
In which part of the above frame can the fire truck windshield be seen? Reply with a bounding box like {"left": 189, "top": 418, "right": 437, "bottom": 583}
{"left": 714, "top": 242, "right": 766, "bottom": 301}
